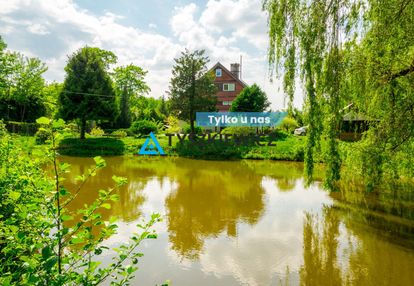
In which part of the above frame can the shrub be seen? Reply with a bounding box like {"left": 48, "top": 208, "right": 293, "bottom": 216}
{"left": 280, "top": 116, "right": 298, "bottom": 133}
{"left": 183, "top": 124, "right": 203, "bottom": 134}
{"left": 90, "top": 126, "right": 105, "bottom": 137}
{"left": 58, "top": 138, "right": 125, "bottom": 156}
{"left": 165, "top": 115, "right": 180, "bottom": 133}
{"left": 65, "top": 122, "right": 78, "bottom": 133}
{"left": 5, "top": 121, "right": 38, "bottom": 135}
{"left": 221, "top": 126, "right": 256, "bottom": 136}
{"left": 176, "top": 140, "right": 242, "bottom": 159}
{"left": 269, "top": 129, "right": 289, "bottom": 140}
{"left": 0, "top": 122, "right": 160, "bottom": 285}
{"left": 35, "top": 127, "right": 50, "bottom": 144}
{"left": 62, "top": 122, "right": 79, "bottom": 138}
{"left": 129, "top": 120, "right": 158, "bottom": 136}
{"left": 292, "top": 144, "right": 305, "bottom": 161}
{"left": 0, "top": 120, "right": 7, "bottom": 136}
{"left": 111, "top": 130, "right": 128, "bottom": 138}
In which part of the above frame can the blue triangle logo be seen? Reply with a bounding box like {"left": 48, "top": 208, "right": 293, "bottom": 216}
{"left": 139, "top": 132, "right": 165, "bottom": 155}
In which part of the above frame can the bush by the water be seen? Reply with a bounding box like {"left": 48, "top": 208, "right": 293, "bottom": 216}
{"left": 0, "top": 120, "right": 7, "bottom": 136}
{"left": 183, "top": 124, "right": 203, "bottom": 134}
{"left": 58, "top": 137, "right": 125, "bottom": 156}
{"left": 129, "top": 120, "right": 158, "bottom": 136}
{"left": 90, "top": 126, "right": 105, "bottom": 137}
{"left": 34, "top": 127, "right": 49, "bottom": 144}
{"left": 221, "top": 126, "right": 256, "bottom": 136}
{"left": 268, "top": 129, "right": 289, "bottom": 140}
{"left": 176, "top": 140, "right": 243, "bottom": 159}
{"left": 5, "top": 121, "right": 38, "bottom": 135}
{"left": 280, "top": 116, "right": 298, "bottom": 133}
{"left": 111, "top": 129, "right": 128, "bottom": 138}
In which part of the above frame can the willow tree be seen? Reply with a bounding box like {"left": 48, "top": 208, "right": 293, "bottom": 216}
{"left": 264, "top": 0, "right": 414, "bottom": 189}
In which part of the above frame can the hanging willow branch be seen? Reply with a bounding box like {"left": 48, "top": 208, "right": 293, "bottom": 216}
{"left": 265, "top": 0, "right": 414, "bottom": 188}
{"left": 264, "top": 0, "right": 362, "bottom": 186}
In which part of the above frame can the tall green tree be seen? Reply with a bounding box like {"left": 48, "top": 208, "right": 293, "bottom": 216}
{"left": 159, "top": 96, "right": 169, "bottom": 118}
{"left": 0, "top": 44, "right": 47, "bottom": 122}
{"left": 264, "top": 0, "right": 414, "bottom": 188}
{"left": 117, "top": 86, "right": 131, "bottom": 128}
{"left": 58, "top": 47, "right": 117, "bottom": 139}
{"left": 230, "top": 84, "right": 270, "bottom": 112}
{"left": 42, "top": 82, "right": 63, "bottom": 118}
{"left": 0, "top": 36, "right": 6, "bottom": 51}
{"left": 112, "top": 64, "right": 150, "bottom": 128}
{"left": 169, "top": 49, "right": 217, "bottom": 134}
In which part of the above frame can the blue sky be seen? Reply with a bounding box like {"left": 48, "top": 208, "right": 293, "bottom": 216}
{"left": 0, "top": 0, "right": 304, "bottom": 109}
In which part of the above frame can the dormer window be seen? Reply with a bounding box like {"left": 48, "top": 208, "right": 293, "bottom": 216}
{"left": 215, "top": 68, "right": 222, "bottom": 77}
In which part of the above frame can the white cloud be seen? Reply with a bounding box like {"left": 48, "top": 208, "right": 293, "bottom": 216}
{"left": 200, "top": 0, "right": 268, "bottom": 49}
{"left": 0, "top": 0, "right": 302, "bottom": 108}
{"left": 27, "top": 23, "right": 49, "bottom": 35}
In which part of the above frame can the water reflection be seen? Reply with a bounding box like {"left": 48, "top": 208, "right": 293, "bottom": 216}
{"left": 299, "top": 205, "right": 414, "bottom": 286}
{"left": 165, "top": 160, "right": 265, "bottom": 259}
{"left": 300, "top": 207, "right": 343, "bottom": 286}
{"left": 62, "top": 156, "right": 149, "bottom": 222}
{"left": 59, "top": 156, "right": 414, "bottom": 286}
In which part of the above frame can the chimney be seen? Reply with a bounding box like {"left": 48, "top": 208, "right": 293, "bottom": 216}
{"left": 230, "top": 63, "right": 240, "bottom": 79}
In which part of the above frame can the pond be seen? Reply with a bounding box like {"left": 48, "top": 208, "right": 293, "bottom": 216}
{"left": 61, "top": 156, "right": 414, "bottom": 286}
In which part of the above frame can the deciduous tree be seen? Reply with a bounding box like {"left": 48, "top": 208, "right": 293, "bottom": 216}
{"left": 230, "top": 84, "right": 270, "bottom": 112}
{"left": 0, "top": 43, "right": 47, "bottom": 122}
{"left": 112, "top": 64, "right": 150, "bottom": 128}
{"left": 58, "top": 47, "right": 117, "bottom": 139}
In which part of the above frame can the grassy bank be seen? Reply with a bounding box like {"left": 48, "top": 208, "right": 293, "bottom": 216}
{"left": 53, "top": 133, "right": 307, "bottom": 161}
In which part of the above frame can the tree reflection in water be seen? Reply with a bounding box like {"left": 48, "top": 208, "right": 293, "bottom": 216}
{"left": 299, "top": 205, "right": 414, "bottom": 286}
{"left": 300, "top": 207, "right": 342, "bottom": 286}
{"left": 165, "top": 160, "right": 266, "bottom": 259}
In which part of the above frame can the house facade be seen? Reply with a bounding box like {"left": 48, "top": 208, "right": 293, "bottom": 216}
{"left": 210, "top": 62, "right": 247, "bottom": 112}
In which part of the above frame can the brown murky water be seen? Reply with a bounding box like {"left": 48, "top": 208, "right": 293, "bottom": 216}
{"left": 61, "top": 156, "right": 414, "bottom": 286}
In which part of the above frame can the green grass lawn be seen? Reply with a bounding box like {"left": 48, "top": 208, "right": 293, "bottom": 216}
{"left": 18, "top": 132, "right": 308, "bottom": 161}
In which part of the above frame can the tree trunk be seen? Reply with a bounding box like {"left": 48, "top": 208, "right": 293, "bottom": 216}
{"left": 80, "top": 119, "right": 86, "bottom": 139}
{"left": 190, "top": 62, "right": 195, "bottom": 135}
{"left": 190, "top": 118, "right": 195, "bottom": 135}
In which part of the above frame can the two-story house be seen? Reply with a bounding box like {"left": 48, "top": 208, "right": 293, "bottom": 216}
{"left": 210, "top": 62, "right": 247, "bottom": 112}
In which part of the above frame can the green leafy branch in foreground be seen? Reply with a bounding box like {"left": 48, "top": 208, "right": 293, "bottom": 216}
{"left": 0, "top": 117, "right": 161, "bottom": 285}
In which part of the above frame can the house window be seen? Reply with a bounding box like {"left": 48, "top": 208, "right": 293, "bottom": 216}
{"left": 223, "top": 83, "right": 235, "bottom": 92}
{"left": 216, "top": 68, "right": 222, "bottom": 77}
{"left": 222, "top": 101, "right": 232, "bottom": 106}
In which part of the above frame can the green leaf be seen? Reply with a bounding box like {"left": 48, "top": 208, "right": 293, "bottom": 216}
{"left": 93, "top": 156, "right": 106, "bottom": 168}
{"left": 61, "top": 214, "right": 74, "bottom": 221}
{"left": 94, "top": 248, "right": 103, "bottom": 255}
{"left": 110, "top": 194, "right": 120, "bottom": 201}
{"left": 127, "top": 265, "right": 137, "bottom": 274}
{"left": 45, "top": 257, "right": 58, "bottom": 270}
{"left": 101, "top": 203, "right": 111, "bottom": 209}
{"left": 71, "top": 237, "right": 84, "bottom": 244}
{"left": 36, "top": 117, "right": 50, "bottom": 125}
{"left": 59, "top": 188, "right": 70, "bottom": 196}
{"left": 98, "top": 189, "right": 107, "bottom": 198}
{"left": 52, "top": 118, "right": 65, "bottom": 128}
{"left": 42, "top": 246, "right": 52, "bottom": 260}
{"left": 8, "top": 191, "right": 21, "bottom": 201}
{"left": 112, "top": 175, "right": 127, "bottom": 186}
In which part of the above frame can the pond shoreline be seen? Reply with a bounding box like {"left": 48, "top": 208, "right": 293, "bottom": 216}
{"left": 56, "top": 135, "right": 307, "bottom": 161}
